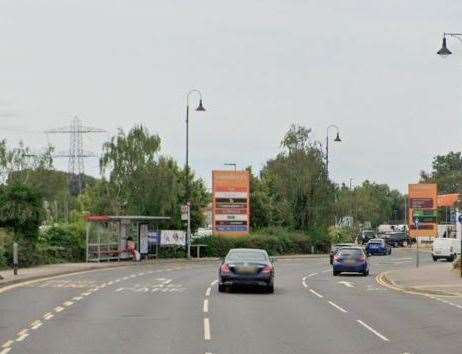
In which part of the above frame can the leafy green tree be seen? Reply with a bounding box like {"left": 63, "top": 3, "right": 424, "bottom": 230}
{"left": 420, "top": 151, "right": 462, "bottom": 194}
{"left": 259, "top": 124, "right": 335, "bottom": 231}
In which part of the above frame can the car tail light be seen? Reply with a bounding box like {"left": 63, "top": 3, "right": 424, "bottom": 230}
{"left": 220, "top": 263, "right": 231, "bottom": 273}
{"left": 333, "top": 255, "right": 341, "bottom": 262}
{"left": 261, "top": 265, "right": 273, "bottom": 273}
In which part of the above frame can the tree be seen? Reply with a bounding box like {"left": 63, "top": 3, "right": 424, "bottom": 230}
{"left": 420, "top": 151, "right": 462, "bottom": 194}
{"left": 258, "top": 124, "right": 335, "bottom": 231}
{"left": 97, "top": 125, "right": 209, "bottom": 231}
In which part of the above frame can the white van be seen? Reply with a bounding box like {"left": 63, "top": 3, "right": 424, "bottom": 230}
{"left": 432, "top": 238, "right": 461, "bottom": 262}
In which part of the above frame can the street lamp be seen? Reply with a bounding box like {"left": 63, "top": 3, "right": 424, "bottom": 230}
{"left": 436, "top": 33, "right": 462, "bottom": 57}
{"left": 326, "top": 125, "right": 341, "bottom": 177}
{"left": 185, "top": 89, "right": 206, "bottom": 258}
{"left": 436, "top": 32, "right": 462, "bottom": 277}
{"left": 224, "top": 163, "right": 237, "bottom": 171}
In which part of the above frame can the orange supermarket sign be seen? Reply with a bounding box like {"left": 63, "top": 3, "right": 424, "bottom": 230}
{"left": 408, "top": 183, "right": 437, "bottom": 238}
{"left": 212, "top": 170, "right": 250, "bottom": 236}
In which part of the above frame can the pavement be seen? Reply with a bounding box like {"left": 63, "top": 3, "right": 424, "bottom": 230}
{"left": 379, "top": 259, "right": 462, "bottom": 296}
{"left": 1, "top": 248, "right": 462, "bottom": 354}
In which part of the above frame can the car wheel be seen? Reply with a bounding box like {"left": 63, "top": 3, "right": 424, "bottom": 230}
{"left": 333, "top": 271, "right": 340, "bottom": 276}
{"left": 266, "top": 284, "right": 274, "bottom": 294}
{"left": 432, "top": 256, "right": 437, "bottom": 262}
{"left": 218, "top": 284, "right": 225, "bottom": 293}
{"left": 389, "top": 249, "right": 392, "bottom": 255}
{"left": 447, "top": 255, "right": 454, "bottom": 262}
{"left": 362, "top": 270, "right": 369, "bottom": 276}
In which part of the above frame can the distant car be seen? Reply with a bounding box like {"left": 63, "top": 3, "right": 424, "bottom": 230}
{"left": 432, "top": 238, "right": 460, "bottom": 262}
{"left": 218, "top": 248, "right": 275, "bottom": 293}
{"left": 330, "top": 243, "right": 355, "bottom": 264}
{"left": 382, "top": 232, "right": 409, "bottom": 247}
{"left": 332, "top": 247, "right": 369, "bottom": 276}
{"left": 366, "top": 239, "right": 391, "bottom": 256}
{"left": 360, "top": 230, "right": 376, "bottom": 245}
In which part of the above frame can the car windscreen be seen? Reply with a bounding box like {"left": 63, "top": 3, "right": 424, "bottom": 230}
{"left": 226, "top": 251, "right": 268, "bottom": 263}
{"left": 337, "top": 249, "right": 364, "bottom": 257}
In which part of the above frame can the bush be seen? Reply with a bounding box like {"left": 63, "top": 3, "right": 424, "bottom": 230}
{"left": 192, "top": 227, "right": 329, "bottom": 257}
{"left": 38, "top": 222, "right": 86, "bottom": 263}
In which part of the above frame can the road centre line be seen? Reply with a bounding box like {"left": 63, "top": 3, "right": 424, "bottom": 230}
{"left": 328, "top": 301, "right": 348, "bottom": 313}
{"left": 54, "top": 306, "right": 64, "bottom": 312}
{"left": 204, "top": 318, "right": 211, "bottom": 340}
{"left": 2, "top": 341, "right": 14, "bottom": 348}
{"left": 43, "top": 313, "right": 54, "bottom": 320}
{"left": 63, "top": 301, "right": 74, "bottom": 307}
{"left": 356, "top": 320, "right": 389, "bottom": 342}
{"left": 16, "top": 333, "right": 29, "bottom": 342}
{"left": 17, "top": 329, "right": 28, "bottom": 336}
{"left": 309, "top": 289, "right": 324, "bottom": 298}
{"left": 203, "top": 299, "right": 209, "bottom": 313}
{"left": 30, "top": 321, "right": 43, "bottom": 330}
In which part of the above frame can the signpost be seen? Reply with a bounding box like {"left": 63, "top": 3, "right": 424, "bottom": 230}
{"left": 415, "top": 217, "right": 420, "bottom": 268}
{"left": 458, "top": 214, "right": 462, "bottom": 278}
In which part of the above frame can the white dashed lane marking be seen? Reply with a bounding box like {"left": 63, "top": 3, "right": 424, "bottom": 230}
{"left": 54, "top": 306, "right": 64, "bottom": 313}
{"left": 309, "top": 289, "right": 324, "bottom": 298}
{"left": 203, "top": 299, "right": 209, "bottom": 313}
{"left": 43, "top": 313, "right": 54, "bottom": 320}
{"left": 357, "top": 320, "right": 389, "bottom": 342}
{"left": 204, "top": 318, "right": 211, "bottom": 340}
{"left": 205, "top": 287, "right": 211, "bottom": 297}
{"left": 328, "top": 301, "right": 348, "bottom": 313}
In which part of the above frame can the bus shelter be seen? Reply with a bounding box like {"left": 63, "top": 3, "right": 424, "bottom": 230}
{"left": 85, "top": 215, "right": 171, "bottom": 262}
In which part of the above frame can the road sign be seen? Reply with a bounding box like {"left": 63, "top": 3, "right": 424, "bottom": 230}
{"left": 181, "top": 204, "right": 189, "bottom": 221}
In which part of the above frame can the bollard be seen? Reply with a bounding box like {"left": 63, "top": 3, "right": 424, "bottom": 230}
{"left": 13, "top": 242, "right": 18, "bottom": 275}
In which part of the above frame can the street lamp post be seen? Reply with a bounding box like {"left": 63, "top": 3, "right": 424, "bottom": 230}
{"left": 185, "top": 89, "right": 206, "bottom": 258}
{"left": 326, "top": 125, "right": 341, "bottom": 177}
{"left": 224, "top": 163, "right": 237, "bottom": 171}
{"left": 436, "top": 33, "right": 462, "bottom": 277}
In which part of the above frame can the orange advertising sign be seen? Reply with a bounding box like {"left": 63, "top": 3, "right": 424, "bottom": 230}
{"left": 408, "top": 183, "right": 438, "bottom": 238}
{"left": 212, "top": 170, "right": 250, "bottom": 236}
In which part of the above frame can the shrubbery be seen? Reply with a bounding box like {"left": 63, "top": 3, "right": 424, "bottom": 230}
{"left": 192, "top": 227, "right": 329, "bottom": 257}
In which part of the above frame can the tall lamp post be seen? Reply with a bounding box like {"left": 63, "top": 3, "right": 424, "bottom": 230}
{"left": 436, "top": 33, "right": 462, "bottom": 277}
{"left": 326, "top": 125, "right": 341, "bottom": 177}
{"left": 185, "top": 89, "right": 206, "bottom": 258}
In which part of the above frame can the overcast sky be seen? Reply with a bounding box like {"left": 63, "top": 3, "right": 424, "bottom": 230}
{"left": 1, "top": 0, "right": 462, "bottom": 192}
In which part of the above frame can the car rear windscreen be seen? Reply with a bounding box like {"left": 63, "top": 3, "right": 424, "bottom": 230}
{"left": 226, "top": 251, "right": 268, "bottom": 263}
{"left": 337, "top": 249, "right": 364, "bottom": 256}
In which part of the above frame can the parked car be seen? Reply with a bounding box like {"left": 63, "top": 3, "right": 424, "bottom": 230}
{"left": 218, "top": 248, "right": 275, "bottom": 293}
{"left": 366, "top": 239, "right": 391, "bottom": 256}
{"left": 332, "top": 247, "right": 369, "bottom": 276}
{"left": 329, "top": 243, "right": 355, "bottom": 264}
{"left": 432, "top": 238, "right": 461, "bottom": 262}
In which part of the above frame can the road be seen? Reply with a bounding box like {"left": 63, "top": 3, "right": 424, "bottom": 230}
{"left": 0, "top": 249, "right": 461, "bottom": 354}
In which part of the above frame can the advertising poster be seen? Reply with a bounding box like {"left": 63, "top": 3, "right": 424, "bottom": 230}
{"left": 160, "top": 230, "right": 186, "bottom": 246}
{"left": 408, "top": 183, "right": 438, "bottom": 238}
{"left": 212, "top": 170, "right": 250, "bottom": 236}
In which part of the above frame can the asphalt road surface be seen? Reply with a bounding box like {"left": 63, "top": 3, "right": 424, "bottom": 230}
{"left": 1, "top": 249, "right": 461, "bottom": 354}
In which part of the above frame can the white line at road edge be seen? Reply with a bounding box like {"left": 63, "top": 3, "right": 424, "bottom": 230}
{"left": 309, "top": 289, "right": 324, "bottom": 298}
{"left": 356, "top": 320, "right": 389, "bottom": 342}
{"left": 328, "top": 301, "right": 348, "bottom": 313}
{"left": 204, "top": 318, "right": 211, "bottom": 340}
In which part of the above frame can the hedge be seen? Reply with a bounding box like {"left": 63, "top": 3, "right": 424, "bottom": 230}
{"left": 192, "top": 227, "right": 330, "bottom": 257}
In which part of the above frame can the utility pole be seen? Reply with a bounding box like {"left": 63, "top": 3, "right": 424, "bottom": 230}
{"left": 45, "top": 116, "right": 106, "bottom": 195}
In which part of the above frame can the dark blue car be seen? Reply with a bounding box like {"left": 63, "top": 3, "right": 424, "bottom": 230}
{"left": 332, "top": 247, "right": 369, "bottom": 276}
{"left": 366, "top": 239, "right": 391, "bottom": 256}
